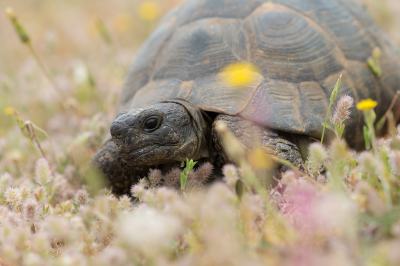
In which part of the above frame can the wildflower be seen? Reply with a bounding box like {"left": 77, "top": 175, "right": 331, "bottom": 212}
{"left": 131, "top": 184, "right": 145, "bottom": 199}
{"left": 148, "top": 168, "right": 163, "bottom": 187}
{"left": 74, "top": 189, "right": 90, "bottom": 205}
{"left": 4, "top": 107, "right": 14, "bottom": 115}
{"left": 42, "top": 216, "right": 70, "bottom": 239}
{"left": 138, "top": 1, "right": 161, "bottom": 21}
{"left": 155, "top": 187, "right": 180, "bottom": 207}
{"left": 143, "top": 190, "right": 156, "bottom": 205}
{"left": 329, "top": 138, "right": 350, "bottom": 161}
{"left": 53, "top": 174, "right": 67, "bottom": 194}
{"left": 358, "top": 151, "right": 377, "bottom": 174}
{"left": 31, "top": 232, "right": 50, "bottom": 255}
{"left": 163, "top": 168, "right": 181, "bottom": 188}
{"left": 4, "top": 187, "right": 22, "bottom": 207}
{"left": 138, "top": 178, "right": 150, "bottom": 188}
{"left": 93, "top": 196, "right": 109, "bottom": 218}
{"left": 356, "top": 99, "right": 378, "bottom": 110}
{"left": 34, "top": 158, "right": 52, "bottom": 185}
{"left": 22, "top": 197, "right": 40, "bottom": 225}
{"left": 194, "top": 162, "right": 214, "bottom": 183}
{"left": 332, "top": 95, "right": 354, "bottom": 125}
{"left": 118, "top": 195, "right": 131, "bottom": 210}
{"left": 248, "top": 147, "right": 274, "bottom": 170}
{"left": 308, "top": 142, "right": 328, "bottom": 165}
{"left": 19, "top": 185, "right": 31, "bottom": 201}
{"left": 107, "top": 194, "right": 119, "bottom": 211}
{"left": 223, "top": 164, "right": 239, "bottom": 186}
{"left": 117, "top": 206, "right": 182, "bottom": 254}
{"left": 5, "top": 212, "right": 22, "bottom": 227}
{"left": 220, "top": 62, "right": 259, "bottom": 87}
{"left": 99, "top": 247, "right": 127, "bottom": 265}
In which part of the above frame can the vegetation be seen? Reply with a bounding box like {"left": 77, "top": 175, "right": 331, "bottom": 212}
{"left": 1, "top": 0, "right": 400, "bottom": 265}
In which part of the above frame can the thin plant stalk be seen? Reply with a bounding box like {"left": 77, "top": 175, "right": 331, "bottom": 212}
{"left": 6, "top": 7, "right": 66, "bottom": 98}
{"left": 321, "top": 74, "right": 342, "bottom": 144}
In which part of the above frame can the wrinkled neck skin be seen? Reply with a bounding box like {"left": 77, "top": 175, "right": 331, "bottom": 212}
{"left": 110, "top": 99, "right": 210, "bottom": 166}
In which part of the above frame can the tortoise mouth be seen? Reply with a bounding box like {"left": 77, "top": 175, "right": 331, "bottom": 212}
{"left": 118, "top": 144, "right": 157, "bottom": 162}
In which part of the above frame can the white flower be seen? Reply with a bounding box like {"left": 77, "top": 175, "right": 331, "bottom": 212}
{"left": 23, "top": 197, "right": 40, "bottom": 225}
{"left": 117, "top": 206, "right": 182, "bottom": 254}
{"left": 4, "top": 187, "right": 22, "bottom": 207}
{"left": 34, "top": 158, "right": 53, "bottom": 185}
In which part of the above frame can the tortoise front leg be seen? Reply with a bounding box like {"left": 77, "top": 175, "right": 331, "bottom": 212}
{"left": 211, "top": 114, "right": 304, "bottom": 169}
{"left": 92, "top": 140, "right": 151, "bottom": 195}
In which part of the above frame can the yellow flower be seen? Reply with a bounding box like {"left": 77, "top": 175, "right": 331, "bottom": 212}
{"left": 112, "top": 13, "right": 133, "bottom": 32}
{"left": 220, "top": 62, "right": 259, "bottom": 87}
{"left": 356, "top": 99, "right": 378, "bottom": 110}
{"left": 138, "top": 2, "right": 161, "bottom": 21}
{"left": 4, "top": 107, "right": 14, "bottom": 115}
{"left": 247, "top": 148, "right": 275, "bottom": 170}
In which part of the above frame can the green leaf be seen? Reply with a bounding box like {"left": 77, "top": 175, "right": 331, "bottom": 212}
{"left": 376, "top": 116, "right": 386, "bottom": 132}
{"left": 368, "top": 48, "right": 382, "bottom": 77}
{"left": 330, "top": 74, "right": 342, "bottom": 103}
{"left": 322, "top": 123, "right": 334, "bottom": 131}
{"left": 180, "top": 173, "right": 187, "bottom": 190}
{"left": 338, "top": 124, "right": 345, "bottom": 137}
{"left": 71, "top": 199, "right": 80, "bottom": 212}
{"left": 235, "top": 179, "right": 245, "bottom": 200}
{"left": 180, "top": 161, "right": 185, "bottom": 168}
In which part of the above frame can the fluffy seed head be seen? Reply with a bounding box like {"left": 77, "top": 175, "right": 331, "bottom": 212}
{"left": 4, "top": 187, "right": 22, "bottom": 207}
{"left": 19, "top": 185, "right": 31, "bottom": 201}
{"left": 148, "top": 169, "right": 163, "bottom": 187}
{"left": 138, "top": 178, "right": 150, "bottom": 188}
{"left": 308, "top": 142, "right": 328, "bottom": 165}
{"left": 34, "top": 158, "right": 52, "bottom": 185}
{"left": 333, "top": 95, "right": 354, "bottom": 125}
{"left": 194, "top": 162, "right": 214, "bottom": 183}
{"left": 131, "top": 184, "right": 145, "bottom": 199}
{"left": 163, "top": 168, "right": 181, "bottom": 188}
{"left": 117, "top": 206, "right": 182, "bottom": 254}
{"left": 74, "top": 189, "right": 90, "bottom": 205}
{"left": 222, "top": 164, "right": 239, "bottom": 186}
{"left": 358, "top": 151, "right": 376, "bottom": 174}
{"left": 118, "top": 195, "right": 131, "bottom": 210}
{"left": 23, "top": 197, "right": 39, "bottom": 225}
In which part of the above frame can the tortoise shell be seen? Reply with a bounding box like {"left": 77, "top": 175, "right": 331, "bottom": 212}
{"left": 118, "top": 0, "right": 400, "bottom": 149}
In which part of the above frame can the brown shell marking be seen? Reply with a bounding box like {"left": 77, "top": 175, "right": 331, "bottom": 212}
{"left": 120, "top": 0, "right": 400, "bottom": 149}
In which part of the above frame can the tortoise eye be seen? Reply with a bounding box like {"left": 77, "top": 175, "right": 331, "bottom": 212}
{"left": 144, "top": 117, "right": 160, "bottom": 131}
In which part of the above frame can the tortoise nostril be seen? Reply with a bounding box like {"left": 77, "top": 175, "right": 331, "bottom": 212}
{"left": 110, "top": 123, "right": 125, "bottom": 139}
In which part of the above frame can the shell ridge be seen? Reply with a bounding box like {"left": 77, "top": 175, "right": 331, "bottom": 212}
{"left": 266, "top": 1, "right": 349, "bottom": 60}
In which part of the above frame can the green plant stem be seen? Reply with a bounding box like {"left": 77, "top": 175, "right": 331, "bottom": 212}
{"left": 27, "top": 42, "right": 66, "bottom": 98}
{"left": 321, "top": 103, "right": 333, "bottom": 144}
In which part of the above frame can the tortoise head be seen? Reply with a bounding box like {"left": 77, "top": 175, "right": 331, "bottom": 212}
{"left": 110, "top": 99, "right": 209, "bottom": 165}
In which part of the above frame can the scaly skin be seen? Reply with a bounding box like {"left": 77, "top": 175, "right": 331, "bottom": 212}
{"left": 212, "top": 114, "right": 304, "bottom": 168}
{"left": 91, "top": 140, "right": 151, "bottom": 195}
{"left": 92, "top": 100, "right": 304, "bottom": 193}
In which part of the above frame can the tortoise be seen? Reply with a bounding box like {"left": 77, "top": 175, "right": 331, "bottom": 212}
{"left": 93, "top": 0, "right": 400, "bottom": 194}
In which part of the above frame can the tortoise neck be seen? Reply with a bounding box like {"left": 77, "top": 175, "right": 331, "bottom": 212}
{"left": 161, "top": 99, "right": 211, "bottom": 161}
